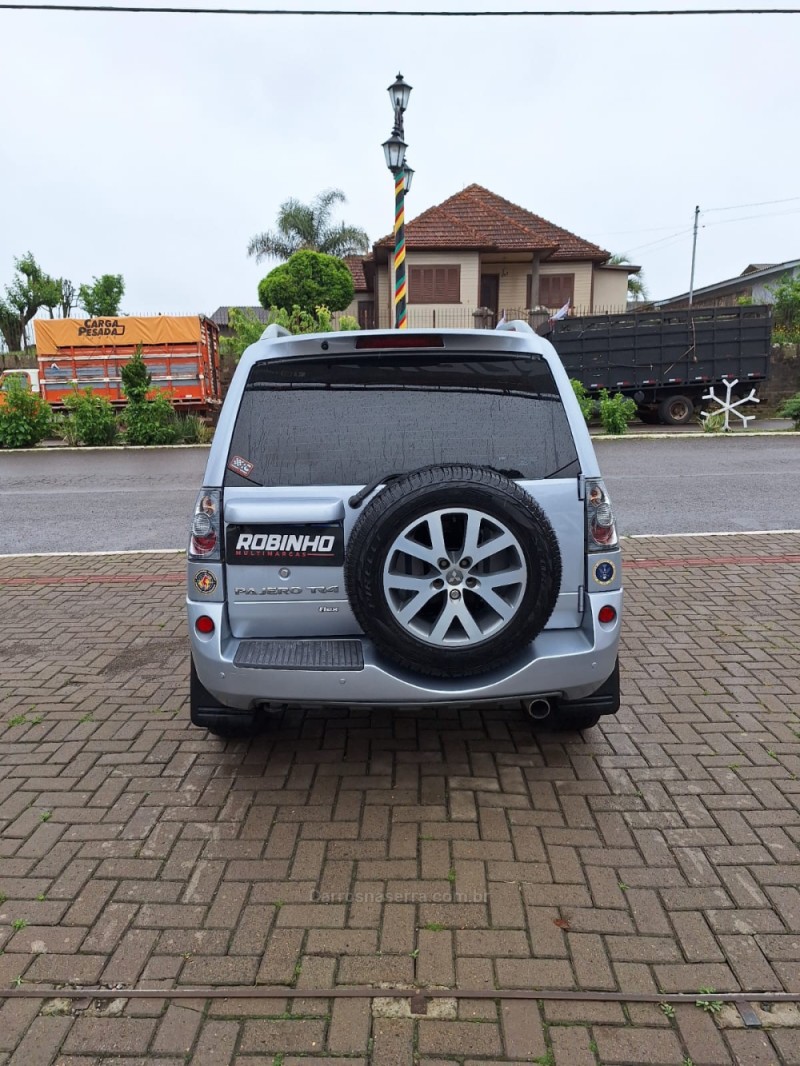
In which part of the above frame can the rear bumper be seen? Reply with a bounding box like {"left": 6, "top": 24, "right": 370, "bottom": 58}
{"left": 188, "top": 591, "right": 623, "bottom": 710}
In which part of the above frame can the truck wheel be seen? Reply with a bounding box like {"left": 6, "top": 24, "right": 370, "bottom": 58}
{"left": 637, "top": 408, "right": 660, "bottom": 425}
{"left": 658, "top": 395, "right": 694, "bottom": 425}
{"left": 344, "top": 465, "right": 562, "bottom": 679}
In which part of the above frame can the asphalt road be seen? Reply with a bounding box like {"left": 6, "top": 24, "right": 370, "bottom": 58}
{"left": 1, "top": 436, "right": 798, "bottom": 554}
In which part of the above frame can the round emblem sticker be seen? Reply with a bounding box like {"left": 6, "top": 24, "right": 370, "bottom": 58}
{"left": 594, "top": 560, "right": 615, "bottom": 585}
{"left": 194, "top": 570, "right": 218, "bottom": 594}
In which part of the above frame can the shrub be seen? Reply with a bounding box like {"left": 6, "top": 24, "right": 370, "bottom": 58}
{"left": 570, "top": 379, "right": 594, "bottom": 421}
{"left": 220, "top": 308, "right": 268, "bottom": 363}
{"left": 777, "top": 392, "right": 800, "bottom": 429}
{"left": 179, "top": 413, "right": 214, "bottom": 443}
{"left": 123, "top": 391, "right": 182, "bottom": 445}
{"left": 700, "top": 410, "right": 726, "bottom": 433}
{"left": 50, "top": 411, "right": 81, "bottom": 446}
{"left": 770, "top": 272, "right": 800, "bottom": 332}
{"left": 338, "top": 314, "right": 360, "bottom": 331}
{"left": 598, "top": 389, "right": 637, "bottom": 435}
{"left": 0, "top": 373, "right": 52, "bottom": 448}
{"left": 773, "top": 325, "right": 800, "bottom": 345}
{"left": 64, "top": 387, "right": 118, "bottom": 445}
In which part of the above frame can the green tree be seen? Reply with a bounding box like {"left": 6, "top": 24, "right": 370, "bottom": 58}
{"left": 248, "top": 188, "right": 369, "bottom": 263}
{"left": 119, "top": 346, "right": 180, "bottom": 445}
{"left": 607, "top": 253, "right": 649, "bottom": 303}
{"left": 120, "top": 346, "right": 151, "bottom": 403}
{"left": 79, "top": 274, "right": 125, "bottom": 317}
{"left": 0, "top": 253, "right": 61, "bottom": 351}
{"left": 259, "top": 250, "right": 354, "bottom": 315}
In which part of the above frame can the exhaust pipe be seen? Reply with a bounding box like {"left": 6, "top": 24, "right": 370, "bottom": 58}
{"left": 525, "top": 697, "right": 552, "bottom": 721}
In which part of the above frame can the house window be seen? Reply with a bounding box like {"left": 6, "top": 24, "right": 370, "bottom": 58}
{"left": 408, "top": 265, "right": 461, "bottom": 304}
{"left": 527, "top": 272, "right": 575, "bottom": 309}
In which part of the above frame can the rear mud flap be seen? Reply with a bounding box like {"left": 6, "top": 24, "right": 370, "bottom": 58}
{"left": 560, "top": 658, "right": 620, "bottom": 717}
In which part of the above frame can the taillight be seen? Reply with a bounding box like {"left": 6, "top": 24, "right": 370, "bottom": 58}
{"left": 189, "top": 489, "right": 222, "bottom": 560}
{"left": 586, "top": 478, "right": 618, "bottom": 552}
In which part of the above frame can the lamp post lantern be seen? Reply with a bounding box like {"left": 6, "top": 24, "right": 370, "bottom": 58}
{"left": 382, "top": 73, "right": 412, "bottom": 329}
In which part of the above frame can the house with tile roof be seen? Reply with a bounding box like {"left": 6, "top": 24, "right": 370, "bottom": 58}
{"left": 343, "top": 184, "right": 637, "bottom": 329}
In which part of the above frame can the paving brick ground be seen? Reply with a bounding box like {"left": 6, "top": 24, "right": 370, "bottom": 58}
{"left": 0, "top": 533, "right": 799, "bottom": 1064}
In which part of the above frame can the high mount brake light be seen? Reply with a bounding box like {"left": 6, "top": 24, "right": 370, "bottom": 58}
{"left": 586, "top": 478, "right": 618, "bottom": 552}
{"left": 189, "top": 489, "right": 222, "bottom": 560}
{"left": 355, "top": 335, "right": 445, "bottom": 350}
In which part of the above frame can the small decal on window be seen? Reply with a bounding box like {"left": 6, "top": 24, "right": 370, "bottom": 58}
{"left": 228, "top": 454, "right": 255, "bottom": 478}
{"left": 194, "top": 569, "right": 218, "bottom": 594}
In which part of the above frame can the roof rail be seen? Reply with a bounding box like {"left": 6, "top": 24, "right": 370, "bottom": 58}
{"left": 262, "top": 323, "right": 292, "bottom": 339}
{"left": 495, "top": 319, "right": 534, "bottom": 334}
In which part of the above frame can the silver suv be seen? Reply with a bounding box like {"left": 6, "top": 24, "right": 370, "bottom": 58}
{"left": 187, "top": 322, "right": 621, "bottom": 736}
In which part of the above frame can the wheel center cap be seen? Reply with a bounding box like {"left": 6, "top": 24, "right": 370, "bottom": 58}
{"left": 446, "top": 568, "right": 464, "bottom": 586}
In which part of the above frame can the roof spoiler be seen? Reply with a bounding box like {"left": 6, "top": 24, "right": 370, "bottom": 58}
{"left": 495, "top": 319, "right": 534, "bottom": 334}
{"left": 262, "top": 323, "right": 292, "bottom": 339}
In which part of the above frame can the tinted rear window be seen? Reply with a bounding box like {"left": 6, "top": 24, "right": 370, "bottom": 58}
{"left": 224, "top": 353, "right": 580, "bottom": 487}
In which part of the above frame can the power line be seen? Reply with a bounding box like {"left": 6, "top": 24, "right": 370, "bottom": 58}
{"left": 2, "top": 4, "right": 800, "bottom": 15}
{"left": 703, "top": 207, "right": 800, "bottom": 227}
{"left": 704, "top": 194, "right": 800, "bottom": 213}
{"left": 624, "top": 227, "right": 695, "bottom": 254}
{"left": 591, "top": 197, "right": 800, "bottom": 242}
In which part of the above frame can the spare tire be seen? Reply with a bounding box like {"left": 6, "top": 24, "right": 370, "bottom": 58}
{"left": 344, "top": 465, "right": 562, "bottom": 678}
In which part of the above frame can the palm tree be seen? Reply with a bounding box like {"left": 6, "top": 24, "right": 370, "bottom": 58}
{"left": 608, "top": 253, "right": 649, "bottom": 303}
{"left": 247, "top": 189, "right": 370, "bottom": 263}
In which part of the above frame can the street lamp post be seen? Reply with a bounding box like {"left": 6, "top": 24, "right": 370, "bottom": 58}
{"left": 382, "top": 73, "right": 412, "bottom": 329}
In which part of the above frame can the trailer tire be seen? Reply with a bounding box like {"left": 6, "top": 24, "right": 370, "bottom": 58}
{"left": 658, "top": 395, "right": 694, "bottom": 426}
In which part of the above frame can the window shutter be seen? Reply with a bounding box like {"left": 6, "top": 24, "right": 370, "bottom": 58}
{"left": 407, "top": 265, "right": 461, "bottom": 304}
{"left": 539, "top": 274, "right": 575, "bottom": 309}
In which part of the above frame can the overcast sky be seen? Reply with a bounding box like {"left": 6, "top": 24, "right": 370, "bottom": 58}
{"left": 1, "top": 0, "right": 798, "bottom": 316}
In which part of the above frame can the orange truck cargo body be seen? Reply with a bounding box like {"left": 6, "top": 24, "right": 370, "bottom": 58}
{"left": 32, "top": 315, "right": 221, "bottom": 410}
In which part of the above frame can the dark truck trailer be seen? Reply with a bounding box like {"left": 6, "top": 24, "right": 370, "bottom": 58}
{"left": 545, "top": 305, "right": 772, "bottom": 425}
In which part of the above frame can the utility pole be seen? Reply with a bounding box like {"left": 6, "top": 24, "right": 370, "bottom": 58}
{"left": 688, "top": 205, "right": 700, "bottom": 306}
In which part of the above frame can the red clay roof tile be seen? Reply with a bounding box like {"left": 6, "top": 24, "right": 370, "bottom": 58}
{"left": 374, "top": 184, "right": 608, "bottom": 261}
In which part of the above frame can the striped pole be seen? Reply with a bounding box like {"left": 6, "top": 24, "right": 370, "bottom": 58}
{"left": 393, "top": 170, "right": 407, "bottom": 329}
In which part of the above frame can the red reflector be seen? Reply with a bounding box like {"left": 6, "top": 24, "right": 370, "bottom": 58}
{"left": 355, "top": 334, "right": 444, "bottom": 350}
{"left": 195, "top": 616, "right": 215, "bottom": 634}
{"left": 598, "top": 606, "right": 616, "bottom": 624}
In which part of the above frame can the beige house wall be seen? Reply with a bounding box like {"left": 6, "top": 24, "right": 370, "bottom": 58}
{"left": 591, "top": 268, "right": 629, "bottom": 312}
{"left": 370, "top": 254, "right": 626, "bottom": 325}
{"left": 379, "top": 250, "right": 482, "bottom": 327}
{"left": 483, "top": 260, "right": 595, "bottom": 313}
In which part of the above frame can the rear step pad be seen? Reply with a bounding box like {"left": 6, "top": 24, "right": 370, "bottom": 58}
{"left": 234, "top": 639, "right": 365, "bottom": 671}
